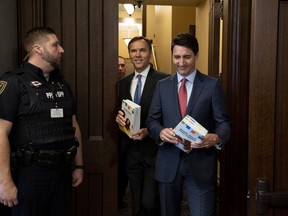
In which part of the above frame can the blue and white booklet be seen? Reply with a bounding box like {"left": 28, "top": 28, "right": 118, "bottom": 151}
{"left": 173, "top": 115, "right": 208, "bottom": 153}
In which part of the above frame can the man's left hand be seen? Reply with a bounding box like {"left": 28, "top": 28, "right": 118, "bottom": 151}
{"left": 191, "top": 133, "right": 220, "bottom": 149}
{"left": 132, "top": 128, "right": 148, "bottom": 140}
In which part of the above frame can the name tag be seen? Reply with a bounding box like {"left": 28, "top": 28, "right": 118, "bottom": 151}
{"left": 50, "top": 108, "right": 64, "bottom": 118}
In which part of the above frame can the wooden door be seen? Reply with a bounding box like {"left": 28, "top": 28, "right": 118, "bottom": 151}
{"left": 248, "top": 0, "right": 288, "bottom": 215}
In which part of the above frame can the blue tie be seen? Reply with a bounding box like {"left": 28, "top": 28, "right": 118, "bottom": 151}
{"left": 134, "top": 74, "right": 142, "bottom": 104}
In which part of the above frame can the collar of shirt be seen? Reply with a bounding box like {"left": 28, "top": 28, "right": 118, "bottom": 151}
{"left": 177, "top": 69, "right": 197, "bottom": 104}
{"left": 23, "top": 61, "right": 44, "bottom": 76}
{"left": 23, "top": 61, "right": 60, "bottom": 82}
{"left": 133, "top": 64, "right": 150, "bottom": 80}
{"left": 177, "top": 69, "right": 197, "bottom": 85}
{"left": 130, "top": 65, "right": 150, "bottom": 98}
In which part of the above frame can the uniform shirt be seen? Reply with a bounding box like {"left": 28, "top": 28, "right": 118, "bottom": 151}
{"left": 0, "top": 61, "right": 76, "bottom": 149}
{"left": 0, "top": 61, "right": 75, "bottom": 123}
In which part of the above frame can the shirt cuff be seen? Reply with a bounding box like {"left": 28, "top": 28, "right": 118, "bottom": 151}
{"left": 214, "top": 139, "right": 223, "bottom": 150}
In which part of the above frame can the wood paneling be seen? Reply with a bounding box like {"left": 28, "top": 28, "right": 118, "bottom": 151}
{"left": 273, "top": 2, "right": 288, "bottom": 215}
{"left": 0, "top": 0, "right": 18, "bottom": 72}
{"left": 17, "top": 0, "right": 44, "bottom": 61}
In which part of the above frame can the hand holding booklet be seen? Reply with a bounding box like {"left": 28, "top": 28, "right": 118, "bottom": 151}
{"left": 119, "top": 99, "right": 141, "bottom": 138}
{"left": 173, "top": 115, "right": 208, "bottom": 153}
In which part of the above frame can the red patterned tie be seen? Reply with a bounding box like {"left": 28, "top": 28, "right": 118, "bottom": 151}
{"left": 178, "top": 78, "right": 187, "bottom": 118}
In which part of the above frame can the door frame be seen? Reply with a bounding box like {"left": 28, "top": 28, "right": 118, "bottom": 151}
{"left": 218, "top": 0, "right": 251, "bottom": 215}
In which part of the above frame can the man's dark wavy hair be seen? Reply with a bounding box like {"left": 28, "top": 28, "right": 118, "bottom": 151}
{"left": 128, "top": 36, "right": 152, "bottom": 52}
{"left": 171, "top": 33, "right": 199, "bottom": 55}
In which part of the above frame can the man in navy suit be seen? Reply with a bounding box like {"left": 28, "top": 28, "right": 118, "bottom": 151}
{"left": 147, "top": 33, "right": 231, "bottom": 216}
{"left": 116, "top": 36, "right": 169, "bottom": 216}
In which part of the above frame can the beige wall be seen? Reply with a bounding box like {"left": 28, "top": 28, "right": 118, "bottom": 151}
{"left": 196, "top": 0, "right": 209, "bottom": 74}
{"left": 153, "top": 6, "right": 172, "bottom": 73}
{"left": 172, "top": 6, "right": 196, "bottom": 38}
{"left": 146, "top": 5, "right": 196, "bottom": 74}
{"left": 171, "top": 6, "right": 196, "bottom": 74}
{"left": 146, "top": 5, "right": 160, "bottom": 73}
{"left": 146, "top": 5, "right": 156, "bottom": 41}
{"left": 118, "top": 2, "right": 209, "bottom": 75}
{"left": 118, "top": 9, "right": 142, "bottom": 59}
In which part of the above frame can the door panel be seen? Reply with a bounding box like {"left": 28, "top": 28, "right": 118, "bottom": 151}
{"left": 248, "top": 0, "right": 288, "bottom": 215}
{"left": 219, "top": 0, "right": 251, "bottom": 214}
{"left": 274, "top": 2, "right": 288, "bottom": 214}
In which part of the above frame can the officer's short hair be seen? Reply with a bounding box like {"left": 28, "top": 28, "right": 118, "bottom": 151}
{"left": 24, "top": 27, "right": 56, "bottom": 53}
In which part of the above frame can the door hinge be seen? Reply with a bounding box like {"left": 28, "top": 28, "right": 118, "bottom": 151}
{"left": 256, "top": 179, "right": 288, "bottom": 214}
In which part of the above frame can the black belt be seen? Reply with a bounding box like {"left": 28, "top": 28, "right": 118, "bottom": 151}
{"left": 19, "top": 145, "right": 77, "bottom": 168}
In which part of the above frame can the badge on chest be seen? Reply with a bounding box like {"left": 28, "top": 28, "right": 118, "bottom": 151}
{"left": 50, "top": 108, "right": 64, "bottom": 118}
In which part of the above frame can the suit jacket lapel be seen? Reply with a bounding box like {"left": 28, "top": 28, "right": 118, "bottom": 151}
{"left": 187, "top": 70, "right": 204, "bottom": 114}
{"left": 140, "top": 69, "right": 157, "bottom": 104}
{"left": 170, "top": 75, "right": 183, "bottom": 120}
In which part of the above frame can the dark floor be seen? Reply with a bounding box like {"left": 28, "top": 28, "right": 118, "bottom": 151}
{"left": 118, "top": 186, "right": 190, "bottom": 216}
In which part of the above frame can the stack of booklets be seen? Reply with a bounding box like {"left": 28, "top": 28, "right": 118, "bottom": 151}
{"left": 173, "top": 115, "right": 208, "bottom": 153}
{"left": 119, "top": 99, "right": 141, "bottom": 138}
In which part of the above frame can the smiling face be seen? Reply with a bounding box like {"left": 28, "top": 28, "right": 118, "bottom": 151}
{"left": 172, "top": 45, "right": 198, "bottom": 77}
{"left": 128, "top": 39, "right": 151, "bottom": 73}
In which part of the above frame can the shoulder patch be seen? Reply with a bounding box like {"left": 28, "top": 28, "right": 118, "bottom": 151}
{"left": 0, "top": 81, "right": 8, "bottom": 94}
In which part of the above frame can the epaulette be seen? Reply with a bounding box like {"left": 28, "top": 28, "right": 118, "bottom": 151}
{"left": 12, "top": 66, "right": 26, "bottom": 75}
{"left": 1, "top": 67, "right": 25, "bottom": 79}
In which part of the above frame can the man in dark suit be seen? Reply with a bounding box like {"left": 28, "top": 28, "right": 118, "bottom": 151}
{"left": 116, "top": 36, "right": 169, "bottom": 216}
{"left": 147, "top": 33, "right": 231, "bottom": 216}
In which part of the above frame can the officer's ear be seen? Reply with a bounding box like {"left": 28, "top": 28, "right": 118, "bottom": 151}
{"left": 33, "top": 44, "right": 43, "bottom": 55}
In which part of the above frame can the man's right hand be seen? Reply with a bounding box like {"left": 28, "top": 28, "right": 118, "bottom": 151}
{"left": 115, "top": 110, "right": 125, "bottom": 126}
{"left": 0, "top": 180, "right": 18, "bottom": 207}
{"left": 160, "top": 128, "right": 179, "bottom": 144}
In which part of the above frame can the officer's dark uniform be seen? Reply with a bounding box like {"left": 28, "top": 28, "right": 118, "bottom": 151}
{"left": 0, "top": 61, "right": 78, "bottom": 216}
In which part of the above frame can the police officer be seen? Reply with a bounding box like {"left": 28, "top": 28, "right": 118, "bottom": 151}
{"left": 0, "top": 27, "right": 83, "bottom": 216}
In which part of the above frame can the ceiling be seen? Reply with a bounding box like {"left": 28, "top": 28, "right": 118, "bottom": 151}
{"left": 118, "top": 0, "right": 203, "bottom": 7}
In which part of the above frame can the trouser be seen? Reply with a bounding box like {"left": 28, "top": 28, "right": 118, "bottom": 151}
{"left": 158, "top": 157, "right": 215, "bottom": 216}
{"left": 11, "top": 163, "right": 72, "bottom": 216}
{"left": 126, "top": 144, "right": 160, "bottom": 216}
{"left": 118, "top": 141, "right": 129, "bottom": 206}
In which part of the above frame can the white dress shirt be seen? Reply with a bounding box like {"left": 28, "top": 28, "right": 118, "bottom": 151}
{"left": 177, "top": 69, "right": 197, "bottom": 105}
{"left": 130, "top": 65, "right": 150, "bottom": 99}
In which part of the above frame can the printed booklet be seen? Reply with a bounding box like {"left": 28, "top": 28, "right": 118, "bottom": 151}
{"left": 119, "top": 99, "right": 141, "bottom": 138}
{"left": 173, "top": 115, "right": 208, "bottom": 153}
